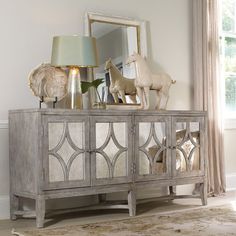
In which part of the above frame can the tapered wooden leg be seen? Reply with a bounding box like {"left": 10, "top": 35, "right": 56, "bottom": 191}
{"left": 136, "top": 87, "right": 144, "bottom": 109}
{"left": 10, "top": 194, "right": 20, "bottom": 220}
{"left": 128, "top": 189, "right": 136, "bottom": 217}
{"left": 200, "top": 181, "right": 207, "bottom": 206}
{"left": 36, "top": 196, "right": 45, "bottom": 228}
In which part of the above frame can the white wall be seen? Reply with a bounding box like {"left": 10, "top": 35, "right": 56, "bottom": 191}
{"left": 0, "top": 0, "right": 193, "bottom": 219}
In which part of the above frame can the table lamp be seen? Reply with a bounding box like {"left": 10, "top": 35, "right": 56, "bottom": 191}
{"left": 51, "top": 35, "right": 98, "bottom": 109}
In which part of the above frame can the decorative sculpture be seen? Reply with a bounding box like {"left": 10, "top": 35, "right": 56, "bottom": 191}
{"left": 104, "top": 58, "right": 137, "bottom": 103}
{"left": 28, "top": 63, "right": 67, "bottom": 102}
{"left": 126, "top": 52, "right": 176, "bottom": 110}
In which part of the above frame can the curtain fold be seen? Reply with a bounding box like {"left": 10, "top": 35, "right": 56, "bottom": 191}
{"left": 192, "top": 0, "right": 226, "bottom": 195}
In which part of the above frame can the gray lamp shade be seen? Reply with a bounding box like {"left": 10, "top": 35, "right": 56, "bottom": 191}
{"left": 51, "top": 35, "right": 98, "bottom": 67}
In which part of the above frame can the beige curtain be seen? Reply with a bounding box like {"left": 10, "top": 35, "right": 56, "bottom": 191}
{"left": 192, "top": 0, "right": 226, "bottom": 195}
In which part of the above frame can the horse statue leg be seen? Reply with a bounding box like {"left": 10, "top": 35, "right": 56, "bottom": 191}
{"left": 112, "top": 92, "right": 119, "bottom": 103}
{"left": 143, "top": 87, "right": 150, "bottom": 110}
{"left": 160, "top": 92, "right": 169, "bottom": 110}
{"left": 160, "top": 83, "right": 171, "bottom": 110}
{"left": 159, "top": 86, "right": 170, "bottom": 110}
{"left": 136, "top": 87, "right": 145, "bottom": 109}
{"left": 119, "top": 90, "right": 127, "bottom": 104}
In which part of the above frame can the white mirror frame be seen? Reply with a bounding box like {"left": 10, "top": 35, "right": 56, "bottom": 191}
{"left": 84, "top": 12, "right": 147, "bottom": 58}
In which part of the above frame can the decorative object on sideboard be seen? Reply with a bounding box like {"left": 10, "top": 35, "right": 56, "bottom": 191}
{"left": 51, "top": 35, "right": 98, "bottom": 109}
{"left": 28, "top": 63, "right": 67, "bottom": 108}
{"left": 81, "top": 79, "right": 106, "bottom": 109}
{"left": 126, "top": 52, "right": 176, "bottom": 110}
{"left": 104, "top": 58, "right": 137, "bottom": 104}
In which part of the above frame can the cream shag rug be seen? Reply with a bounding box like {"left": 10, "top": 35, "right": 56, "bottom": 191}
{"left": 16, "top": 204, "right": 236, "bottom": 236}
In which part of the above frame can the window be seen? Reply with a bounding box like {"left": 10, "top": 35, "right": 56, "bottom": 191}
{"left": 221, "top": 0, "right": 236, "bottom": 117}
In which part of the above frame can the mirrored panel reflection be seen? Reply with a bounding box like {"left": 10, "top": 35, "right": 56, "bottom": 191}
{"left": 113, "top": 153, "right": 127, "bottom": 177}
{"left": 175, "top": 122, "right": 200, "bottom": 172}
{"left": 96, "top": 153, "right": 109, "bottom": 179}
{"left": 138, "top": 122, "right": 167, "bottom": 175}
{"left": 49, "top": 155, "right": 64, "bottom": 182}
{"left": 48, "top": 122, "right": 86, "bottom": 182}
{"left": 91, "top": 22, "right": 138, "bottom": 103}
{"left": 69, "top": 154, "right": 85, "bottom": 180}
{"left": 190, "top": 122, "right": 200, "bottom": 171}
{"left": 139, "top": 151, "right": 150, "bottom": 175}
{"left": 95, "top": 122, "right": 128, "bottom": 179}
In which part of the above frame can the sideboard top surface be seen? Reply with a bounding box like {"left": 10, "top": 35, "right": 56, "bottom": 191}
{"left": 9, "top": 108, "right": 207, "bottom": 117}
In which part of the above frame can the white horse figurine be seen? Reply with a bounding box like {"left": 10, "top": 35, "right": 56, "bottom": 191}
{"left": 104, "top": 58, "right": 137, "bottom": 103}
{"left": 126, "top": 52, "right": 176, "bottom": 110}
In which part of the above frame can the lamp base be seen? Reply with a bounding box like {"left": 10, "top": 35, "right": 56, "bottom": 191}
{"left": 66, "top": 67, "right": 83, "bottom": 109}
{"left": 65, "top": 92, "right": 83, "bottom": 109}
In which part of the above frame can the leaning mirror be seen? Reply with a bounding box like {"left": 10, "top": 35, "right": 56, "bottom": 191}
{"left": 84, "top": 12, "right": 147, "bottom": 106}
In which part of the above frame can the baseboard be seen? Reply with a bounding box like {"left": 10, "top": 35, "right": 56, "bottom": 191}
{"left": 0, "top": 195, "right": 10, "bottom": 219}
{"left": 226, "top": 173, "right": 236, "bottom": 191}
{"left": 0, "top": 120, "right": 8, "bottom": 129}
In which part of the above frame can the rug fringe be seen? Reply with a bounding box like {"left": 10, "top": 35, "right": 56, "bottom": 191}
{"left": 11, "top": 228, "right": 25, "bottom": 236}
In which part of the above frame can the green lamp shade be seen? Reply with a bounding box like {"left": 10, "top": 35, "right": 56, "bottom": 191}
{"left": 51, "top": 35, "right": 98, "bottom": 67}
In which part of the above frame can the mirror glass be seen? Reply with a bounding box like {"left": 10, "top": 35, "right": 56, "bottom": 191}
{"left": 85, "top": 13, "right": 147, "bottom": 104}
{"left": 92, "top": 22, "right": 138, "bottom": 103}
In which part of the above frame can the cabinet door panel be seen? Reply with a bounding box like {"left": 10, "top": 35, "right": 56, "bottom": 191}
{"left": 43, "top": 116, "right": 90, "bottom": 190}
{"left": 48, "top": 154, "right": 65, "bottom": 182}
{"left": 91, "top": 116, "right": 132, "bottom": 186}
{"left": 135, "top": 116, "right": 171, "bottom": 181}
{"left": 172, "top": 117, "right": 205, "bottom": 177}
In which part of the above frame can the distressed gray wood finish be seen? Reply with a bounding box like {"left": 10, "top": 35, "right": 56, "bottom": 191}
{"left": 36, "top": 195, "right": 45, "bottom": 228}
{"left": 9, "top": 109, "right": 207, "bottom": 228}
{"left": 128, "top": 187, "right": 136, "bottom": 216}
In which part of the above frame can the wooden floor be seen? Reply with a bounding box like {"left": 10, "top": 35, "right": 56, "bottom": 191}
{"left": 1, "top": 191, "right": 235, "bottom": 236}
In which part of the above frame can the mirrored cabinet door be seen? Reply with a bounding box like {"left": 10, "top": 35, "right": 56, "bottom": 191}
{"left": 135, "top": 116, "right": 171, "bottom": 181}
{"left": 91, "top": 116, "right": 132, "bottom": 186}
{"left": 172, "top": 117, "right": 205, "bottom": 177}
{"left": 42, "top": 116, "right": 90, "bottom": 190}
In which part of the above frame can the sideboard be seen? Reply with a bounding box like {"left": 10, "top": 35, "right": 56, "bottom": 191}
{"left": 9, "top": 109, "right": 207, "bottom": 227}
